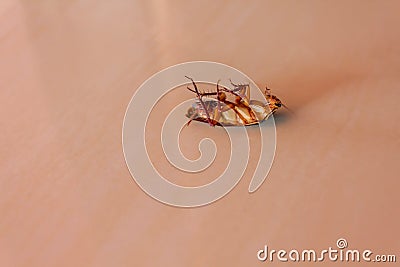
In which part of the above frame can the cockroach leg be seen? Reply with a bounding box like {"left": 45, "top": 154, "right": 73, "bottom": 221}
{"left": 185, "top": 76, "right": 214, "bottom": 127}
{"left": 221, "top": 84, "right": 256, "bottom": 121}
{"left": 262, "top": 108, "right": 275, "bottom": 121}
{"left": 229, "top": 79, "right": 250, "bottom": 102}
{"left": 185, "top": 111, "right": 197, "bottom": 127}
{"left": 216, "top": 80, "right": 222, "bottom": 112}
{"left": 221, "top": 84, "right": 248, "bottom": 104}
{"left": 186, "top": 86, "right": 196, "bottom": 94}
{"left": 229, "top": 79, "right": 243, "bottom": 91}
{"left": 265, "top": 85, "right": 271, "bottom": 98}
{"left": 242, "top": 83, "right": 250, "bottom": 103}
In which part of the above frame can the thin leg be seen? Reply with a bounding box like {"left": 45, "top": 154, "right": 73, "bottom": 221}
{"left": 265, "top": 85, "right": 271, "bottom": 98}
{"left": 185, "top": 76, "right": 214, "bottom": 127}
{"left": 216, "top": 80, "right": 222, "bottom": 112}
{"left": 229, "top": 79, "right": 250, "bottom": 103}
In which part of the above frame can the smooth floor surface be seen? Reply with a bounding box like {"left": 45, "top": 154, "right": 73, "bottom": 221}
{"left": 1, "top": 1, "right": 399, "bottom": 266}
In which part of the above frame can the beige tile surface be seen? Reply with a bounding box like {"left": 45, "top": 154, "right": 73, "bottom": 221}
{"left": 1, "top": 1, "right": 399, "bottom": 266}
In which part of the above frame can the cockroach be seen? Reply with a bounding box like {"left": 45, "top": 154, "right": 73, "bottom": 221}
{"left": 185, "top": 76, "right": 289, "bottom": 127}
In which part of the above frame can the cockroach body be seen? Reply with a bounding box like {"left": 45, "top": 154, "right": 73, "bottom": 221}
{"left": 185, "top": 76, "right": 287, "bottom": 127}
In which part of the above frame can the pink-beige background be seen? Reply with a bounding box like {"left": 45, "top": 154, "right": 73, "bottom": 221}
{"left": 1, "top": 1, "right": 399, "bottom": 266}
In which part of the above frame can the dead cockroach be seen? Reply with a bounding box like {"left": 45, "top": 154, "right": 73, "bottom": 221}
{"left": 185, "top": 76, "right": 289, "bottom": 127}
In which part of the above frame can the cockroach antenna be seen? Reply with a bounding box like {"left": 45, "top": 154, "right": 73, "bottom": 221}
{"left": 282, "top": 103, "right": 294, "bottom": 114}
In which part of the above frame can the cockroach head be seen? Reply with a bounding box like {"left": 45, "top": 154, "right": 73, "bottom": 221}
{"left": 264, "top": 86, "right": 283, "bottom": 110}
